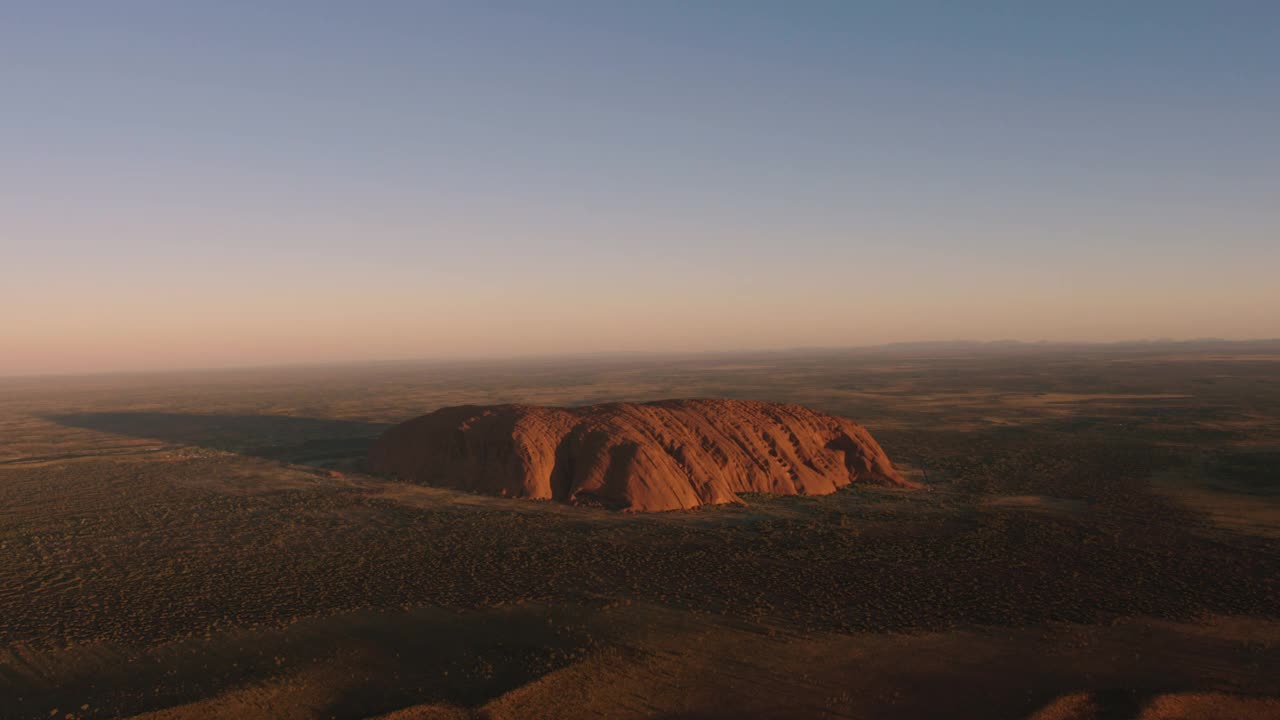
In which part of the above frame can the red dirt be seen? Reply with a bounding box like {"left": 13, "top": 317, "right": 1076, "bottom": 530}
{"left": 368, "top": 399, "right": 912, "bottom": 511}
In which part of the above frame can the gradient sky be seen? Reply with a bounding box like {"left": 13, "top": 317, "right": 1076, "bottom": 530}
{"left": 3, "top": 2, "right": 1278, "bottom": 375}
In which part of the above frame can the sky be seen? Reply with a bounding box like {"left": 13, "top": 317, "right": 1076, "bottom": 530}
{"left": 3, "top": 1, "right": 1278, "bottom": 375}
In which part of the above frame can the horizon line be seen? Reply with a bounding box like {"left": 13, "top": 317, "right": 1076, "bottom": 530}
{"left": 4, "top": 336, "right": 1279, "bottom": 381}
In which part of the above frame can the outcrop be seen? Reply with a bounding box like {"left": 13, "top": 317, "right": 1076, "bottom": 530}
{"left": 368, "top": 399, "right": 913, "bottom": 511}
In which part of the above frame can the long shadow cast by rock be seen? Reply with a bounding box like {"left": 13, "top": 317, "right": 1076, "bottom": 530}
{"left": 44, "top": 411, "right": 390, "bottom": 468}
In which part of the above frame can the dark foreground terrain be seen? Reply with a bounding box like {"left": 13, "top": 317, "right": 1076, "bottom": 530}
{"left": 2, "top": 342, "right": 1278, "bottom": 719}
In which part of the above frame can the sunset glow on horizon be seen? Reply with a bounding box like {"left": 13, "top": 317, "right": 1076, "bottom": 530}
{"left": 4, "top": 2, "right": 1278, "bottom": 376}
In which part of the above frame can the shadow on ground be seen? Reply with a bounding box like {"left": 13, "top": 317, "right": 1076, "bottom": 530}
{"left": 45, "top": 412, "right": 390, "bottom": 467}
{"left": 2, "top": 605, "right": 590, "bottom": 720}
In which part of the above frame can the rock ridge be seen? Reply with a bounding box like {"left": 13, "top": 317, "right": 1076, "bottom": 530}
{"left": 368, "top": 399, "right": 913, "bottom": 511}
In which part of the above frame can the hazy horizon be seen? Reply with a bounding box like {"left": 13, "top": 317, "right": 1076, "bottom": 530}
{"left": 5, "top": 2, "right": 1278, "bottom": 375}
{"left": 4, "top": 337, "right": 1279, "bottom": 380}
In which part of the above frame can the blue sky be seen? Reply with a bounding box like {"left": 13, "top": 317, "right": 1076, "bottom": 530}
{"left": 2, "top": 2, "right": 1277, "bottom": 373}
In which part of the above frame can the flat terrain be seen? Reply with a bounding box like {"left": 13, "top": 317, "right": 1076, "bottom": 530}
{"left": 1, "top": 342, "right": 1278, "bottom": 719}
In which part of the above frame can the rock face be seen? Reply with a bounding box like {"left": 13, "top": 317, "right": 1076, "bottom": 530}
{"left": 368, "top": 399, "right": 913, "bottom": 512}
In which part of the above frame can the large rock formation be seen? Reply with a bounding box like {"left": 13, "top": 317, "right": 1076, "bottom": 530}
{"left": 368, "top": 399, "right": 913, "bottom": 512}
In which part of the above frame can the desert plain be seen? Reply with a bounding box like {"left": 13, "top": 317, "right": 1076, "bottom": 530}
{"left": 1, "top": 341, "right": 1278, "bottom": 719}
